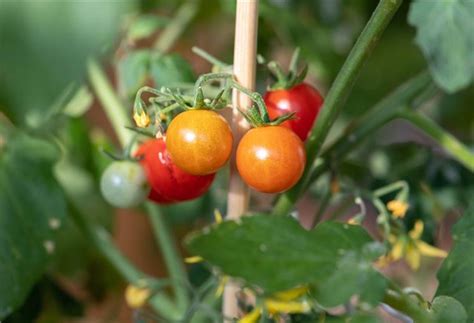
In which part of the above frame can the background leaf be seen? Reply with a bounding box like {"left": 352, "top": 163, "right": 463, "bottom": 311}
{"left": 117, "top": 50, "right": 151, "bottom": 98}
{"left": 0, "top": 1, "right": 136, "bottom": 128}
{"left": 186, "top": 214, "right": 378, "bottom": 296}
{"left": 150, "top": 53, "right": 195, "bottom": 87}
{"left": 408, "top": 0, "right": 474, "bottom": 93}
{"left": 436, "top": 203, "right": 474, "bottom": 321}
{"left": 0, "top": 129, "right": 67, "bottom": 318}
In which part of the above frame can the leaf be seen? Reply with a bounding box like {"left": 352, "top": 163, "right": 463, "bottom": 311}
{"left": 0, "top": 1, "right": 136, "bottom": 128}
{"left": 150, "top": 54, "right": 195, "bottom": 88}
{"left": 436, "top": 203, "right": 474, "bottom": 321}
{"left": 117, "top": 50, "right": 151, "bottom": 98}
{"left": 186, "top": 214, "right": 375, "bottom": 294}
{"left": 430, "top": 296, "right": 467, "bottom": 323}
{"left": 408, "top": 0, "right": 474, "bottom": 93}
{"left": 127, "top": 14, "right": 169, "bottom": 41}
{"left": 0, "top": 130, "right": 67, "bottom": 318}
{"left": 312, "top": 242, "right": 387, "bottom": 307}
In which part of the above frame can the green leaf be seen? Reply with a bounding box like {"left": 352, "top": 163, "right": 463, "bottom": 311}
{"left": 0, "top": 1, "right": 136, "bottom": 128}
{"left": 430, "top": 296, "right": 467, "bottom": 323}
{"left": 117, "top": 50, "right": 151, "bottom": 98}
{"left": 408, "top": 0, "right": 474, "bottom": 93}
{"left": 312, "top": 242, "right": 387, "bottom": 307}
{"left": 436, "top": 204, "right": 474, "bottom": 321}
{"left": 0, "top": 130, "right": 67, "bottom": 318}
{"left": 186, "top": 214, "right": 374, "bottom": 294}
{"left": 150, "top": 54, "right": 195, "bottom": 88}
{"left": 127, "top": 14, "right": 169, "bottom": 41}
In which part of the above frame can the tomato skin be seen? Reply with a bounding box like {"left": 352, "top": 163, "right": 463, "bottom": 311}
{"left": 236, "top": 126, "right": 306, "bottom": 193}
{"left": 135, "top": 139, "right": 215, "bottom": 203}
{"left": 264, "top": 83, "right": 323, "bottom": 141}
{"left": 100, "top": 161, "right": 150, "bottom": 208}
{"left": 166, "top": 110, "right": 233, "bottom": 175}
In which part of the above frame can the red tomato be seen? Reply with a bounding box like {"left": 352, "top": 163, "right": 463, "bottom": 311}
{"left": 264, "top": 83, "right": 323, "bottom": 141}
{"left": 166, "top": 109, "right": 233, "bottom": 175}
{"left": 135, "top": 139, "right": 215, "bottom": 203}
{"left": 236, "top": 126, "right": 306, "bottom": 193}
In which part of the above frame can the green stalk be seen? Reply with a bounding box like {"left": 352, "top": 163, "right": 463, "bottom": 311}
{"left": 146, "top": 203, "right": 190, "bottom": 313}
{"left": 154, "top": 0, "right": 199, "bottom": 53}
{"left": 87, "top": 59, "right": 131, "bottom": 147}
{"left": 274, "top": 68, "right": 428, "bottom": 217}
{"left": 305, "top": 72, "right": 432, "bottom": 186}
{"left": 398, "top": 110, "right": 474, "bottom": 172}
{"left": 273, "top": 0, "right": 403, "bottom": 216}
{"left": 383, "top": 289, "right": 432, "bottom": 323}
{"left": 68, "top": 202, "right": 180, "bottom": 318}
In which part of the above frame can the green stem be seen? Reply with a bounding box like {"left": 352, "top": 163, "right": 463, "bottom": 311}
{"left": 273, "top": 70, "right": 429, "bottom": 216}
{"left": 68, "top": 202, "right": 180, "bottom": 318}
{"left": 373, "top": 180, "right": 409, "bottom": 198}
{"left": 192, "top": 47, "right": 229, "bottom": 69}
{"left": 397, "top": 110, "right": 474, "bottom": 172}
{"left": 312, "top": 188, "right": 332, "bottom": 226}
{"left": 146, "top": 203, "right": 189, "bottom": 313}
{"left": 383, "top": 289, "right": 432, "bottom": 323}
{"left": 154, "top": 0, "right": 199, "bottom": 53}
{"left": 273, "top": 0, "right": 403, "bottom": 216}
{"left": 87, "top": 59, "right": 131, "bottom": 147}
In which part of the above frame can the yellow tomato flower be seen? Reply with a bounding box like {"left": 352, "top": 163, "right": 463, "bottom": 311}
{"left": 125, "top": 283, "right": 151, "bottom": 309}
{"left": 133, "top": 110, "right": 151, "bottom": 128}
{"left": 382, "top": 220, "right": 447, "bottom": 270}
{"left": 239, "top": 306, "right": 262, "bottom": 323}
{"left": 184, "top": 256, "right": 204, "bottom": 264}
{"left": 387, "top": 200, "right": 409, "bottom": 218}
{"left": 238, "top": 286, "right": 311, "bottom": 322}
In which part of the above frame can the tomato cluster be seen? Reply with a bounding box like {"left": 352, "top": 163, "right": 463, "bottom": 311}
{"left": 101, "top": 52, "right": 324, "bottom": 208}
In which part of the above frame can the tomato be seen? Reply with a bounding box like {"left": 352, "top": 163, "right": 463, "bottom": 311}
{"left": 166, "top": 109, "right": 233, "bottom": 175}
{"left": 135, "top": 138, "right": 215, "bottom": 203}
{"left": 264, "top": 83, "right": 323, "bottom": 141}
{"left": 236, "top": 126, "right": 306, "bottom": 193}
{"left": 100, "top": 161, "right": 150, "bottom": 208}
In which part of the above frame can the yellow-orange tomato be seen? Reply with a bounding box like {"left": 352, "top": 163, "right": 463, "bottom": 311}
{"left": 166, "top": 110, "right": 233, "bottom": 175}
{"left": 236, "top": 126, "right": 305, "bottom": 193}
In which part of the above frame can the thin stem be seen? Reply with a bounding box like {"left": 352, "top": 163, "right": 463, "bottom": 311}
{"left": 373, "top": 181, "right": 409, "bottom": 198}
{"left": 87, "top": 59, "right": 131, "bottom": 147}
{"left": 68, "top": 202, "right": 180, "bottom": 318}
{"left": 312, "top": 188, "right": 332, "bottom": 226}
{"left": 192, "top": 47, "right": 229, "bottom": 69}
{"left": 397, "top": 110, "right": 474, "bottom": 172}
{"left": 146, "top": 203, "right": 189, "bottom": 313}
{"left": 154, "top": 0, "right": 199, "bottom": 53}
{"left": 383, "top": 289, "right": 432, "bottom": 323}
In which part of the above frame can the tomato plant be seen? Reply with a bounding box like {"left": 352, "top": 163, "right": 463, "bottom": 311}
{"left": 265, "top": 83, "right": 323, "bottom": 141}
{"left": 135, "top": 138, "right": 215, "bottom": 203}
{"left": 166, "top": 109, "right": 233, "bottom": 175}
{"left": 1, "top": 0, "right": 474, "bottom": 322}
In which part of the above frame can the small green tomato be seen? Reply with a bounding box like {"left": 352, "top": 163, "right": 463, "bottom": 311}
{"left": 100, "top": 161, "right": 150, "bottom": 208}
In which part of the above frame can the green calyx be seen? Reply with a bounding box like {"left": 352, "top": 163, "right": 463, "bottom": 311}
{"left": 239, "top": 106, "right": 295, "bottom": 128}
{"left": 265, "top": 47, "right": 309, "bottom": 91}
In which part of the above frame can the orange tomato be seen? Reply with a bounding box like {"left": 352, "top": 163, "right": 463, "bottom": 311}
{"left": 236, "top": 126, "right": 306, "bottom": 193}
{"left": 166, "top": 109, "right": 233, "bottom": 175}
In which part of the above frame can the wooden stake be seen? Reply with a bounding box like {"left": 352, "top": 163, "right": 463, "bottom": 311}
{"left": 223, "top": 0, "right": 259, "bottom": 319}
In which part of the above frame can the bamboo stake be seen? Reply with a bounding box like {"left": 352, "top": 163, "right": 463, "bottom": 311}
{"left": 223, "top": 0, "right": 259, "bottom": 319}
